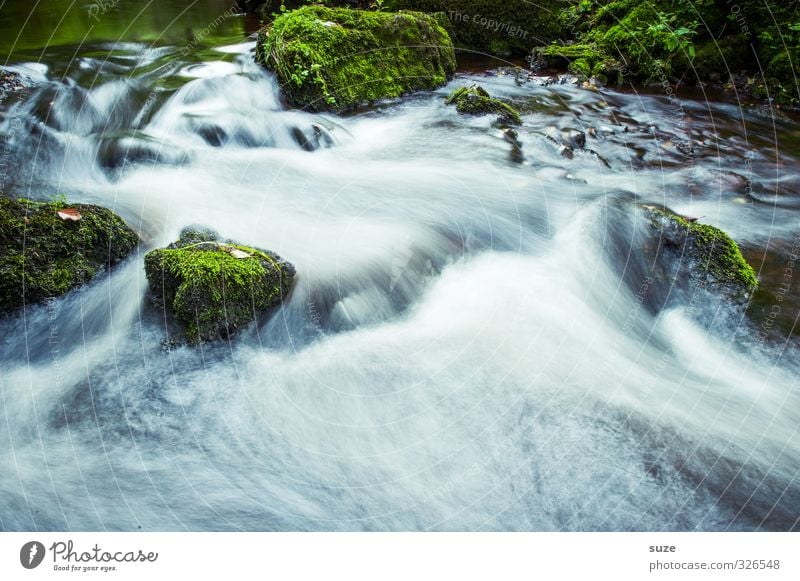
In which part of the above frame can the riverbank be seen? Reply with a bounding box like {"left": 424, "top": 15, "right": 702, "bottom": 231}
{"left": 246, "top": 1, "right": 798, "bottom": 109}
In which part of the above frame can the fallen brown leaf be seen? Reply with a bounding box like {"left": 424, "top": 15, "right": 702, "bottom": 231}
{"left": 57, "top": 208, "right": 81, "bottom": 221}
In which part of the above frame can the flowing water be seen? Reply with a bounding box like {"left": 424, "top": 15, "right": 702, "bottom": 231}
{"left": 1, "top": 0, "right": 799, "bottom": 531}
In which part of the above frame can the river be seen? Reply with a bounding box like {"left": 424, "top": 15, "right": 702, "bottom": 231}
{"left": 0, "top": 0, "right": 798, "bottom": 531}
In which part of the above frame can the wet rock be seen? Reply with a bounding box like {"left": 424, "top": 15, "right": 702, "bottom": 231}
{"left": 446, "top": 84, "right": 522, "bottom": 125}
{"left": 543, "top": 126, "right": 588, "bottom": 158}
{"left": 196, "top": 123, "right": 228, "bottom": 147}
{"left": 0, "top": 196, "right": 139, "bottom": 315}
{"left": 0, "top": 70, "right": 28, "bottom": 102}
{"left": 256, "top": 6, "right": 455, "bottom": 111}
{"left": 568, "top": 130, "right": 586, "bottom": 149}
{"left": 642, "top": 205, "right": 758, "bottom": 298}
{"left": 144, "top": 226, "right": 296, "bottom": 344}
{"left": 97, "top": 135, "right": 192, "bottom": 172}
{"left": 558, "top": 145, "right": 574, "bottom": 159}
{"left": 503, "top": 128, "right": 524, "bottom": 163}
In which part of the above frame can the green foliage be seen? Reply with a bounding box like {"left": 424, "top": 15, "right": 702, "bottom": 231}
{"left": 51, "top": 192, "right": 68, "bottom": 206}
{"left": 144, "top": 230, "right": 295, "bottom": 344}
{"left": 565, "top": 0, "right": 700, "bottom": 81}
{"left": 445, "top": 84, "right": 521, "bottom": 125}
{"left": 0, "top": 196, "right": 139, "bottom": 314}
{"left": 384, "top": 0, "right": 563, "bottom": 56}
{"left": 258, "top": 6, "right": 456, "bottom": 111}
{"left": 646, "top": 12, "right": 697, "bottom": 60}
{"left": 541, "top": 42, "right": 605, "bottom": 74}
{"left": 0, "top": 0, "right": 245, "bottom": 56}
{"left": 552, "top": 0, "right": 798, "bottom": 104}
{"left": 257, "top": 1, "right": 381, "bottom": 23}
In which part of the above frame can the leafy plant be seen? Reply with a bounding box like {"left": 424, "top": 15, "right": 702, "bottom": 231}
{"left": 50, "top": 193, "right": 68, "bottom": 206}
{"left": 646, "top": 12, "right": 698, "bottom": 60}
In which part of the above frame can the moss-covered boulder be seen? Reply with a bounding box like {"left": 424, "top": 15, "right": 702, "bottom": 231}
{"left": 144, "top": 227, "right": 295, "bottom": 345}
{"left": 385, "top": 0, "right": 563, "bottom": 56}
{"left": 0, "top": 196, "right": 139, "bottom": 315}
{"left": 257, "top": 6, "right": 456, "bottom": 111}
{"left": 445, "top": 84, "right": 521, "bottom": 125}
{"left": 644, "top": 206, "right": 758, "bottom": 296}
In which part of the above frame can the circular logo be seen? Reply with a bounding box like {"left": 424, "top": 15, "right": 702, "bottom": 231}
{"left": 20, "top": 541, "right": 45, "bottom": 569}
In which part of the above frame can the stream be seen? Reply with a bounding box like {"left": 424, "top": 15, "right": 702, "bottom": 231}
{"left": 0, "top": 0, "right": 799, "bottom": 531}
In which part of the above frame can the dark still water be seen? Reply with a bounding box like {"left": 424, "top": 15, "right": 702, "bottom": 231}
{"left": 0, "top": 1, "right": 798, "bottom": 531}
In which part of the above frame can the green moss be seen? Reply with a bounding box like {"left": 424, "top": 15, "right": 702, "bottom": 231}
{"left": 254, "top": 1, "right": 375, "bottom": 23}
{"left": 683, "top": 220, "right": 758, "bottom": 290}
{"left": 144, "top": 229, "right": 295, "bottom": 344}
{"left": 674, "top": 35, "right": 754, "bottom": 80}
{"left": 258, "top": 6, "right": 456, "bottom": 111}
{"left": 446, "top": 84, "right": 521, "bottom": 125}
{"left": 762, "top": 47, "right": 800, "bottom": 104}
{"left": 647, "top": 207, "right": 758, "bottom": 292}
{"left": 549, "top": 0, "right": 799, "bottom": 104}
{"left": 385, "top": 0, "right": 563, "bottom": 56}
{"left": 535, "top": 42, "right": 621, "bottom": 80}
{"left": 0, "top": 196, "right": 139, "bottom": 315}
{"left": 542, "top": 43, "right": 600, "bottom": 61}
{"left": 568, "top": 57, "right": 591, "bottom": 77}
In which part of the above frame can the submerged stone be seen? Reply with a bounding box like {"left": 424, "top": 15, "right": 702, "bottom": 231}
{"left": 144, "top": 227, "right": 296, "bottom": 345}
{"left": 445, "top": 84, "right": 521, "bottom": 125}
{"left": 0, "top": 196, "right": 139, "bottom": 315}
{"left": 256, "top": 6, "right": 456, "bottom": 111}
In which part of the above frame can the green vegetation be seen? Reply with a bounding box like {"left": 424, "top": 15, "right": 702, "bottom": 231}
{"left": 144, "top": 228, "right": 295, "bottom": 345}
{"left": 551, "top": 1, "right": 798, "bottom": 105}
{"left": 384, "top": 0, "right": 563, "bottom": 56}
{"left": 253, "top": 1, "right": 375, "bottom": 22}
{"left": 538, "top": 43, "right": 610, "bottom": 79}
{"left": 257, "top": 5, "right": 456, "bottom": 111}
{"left": 0, "top": 196, "right": 139, "bottom": 315}
{"left": 646, "top": 206, "right": 758, "bottom": 293}
{"left": 547, "top": 0, "right": 703, "bottom": 83}
{"left": 445, "top": 84, "right": 521, "bottom": 125}
{"left": 0, "top": 0, "right": 245, "bottom": 57}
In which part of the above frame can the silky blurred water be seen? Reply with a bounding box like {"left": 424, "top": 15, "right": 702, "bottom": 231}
{"left": 0, "top": 1, "right": 798, "bottom": 531}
